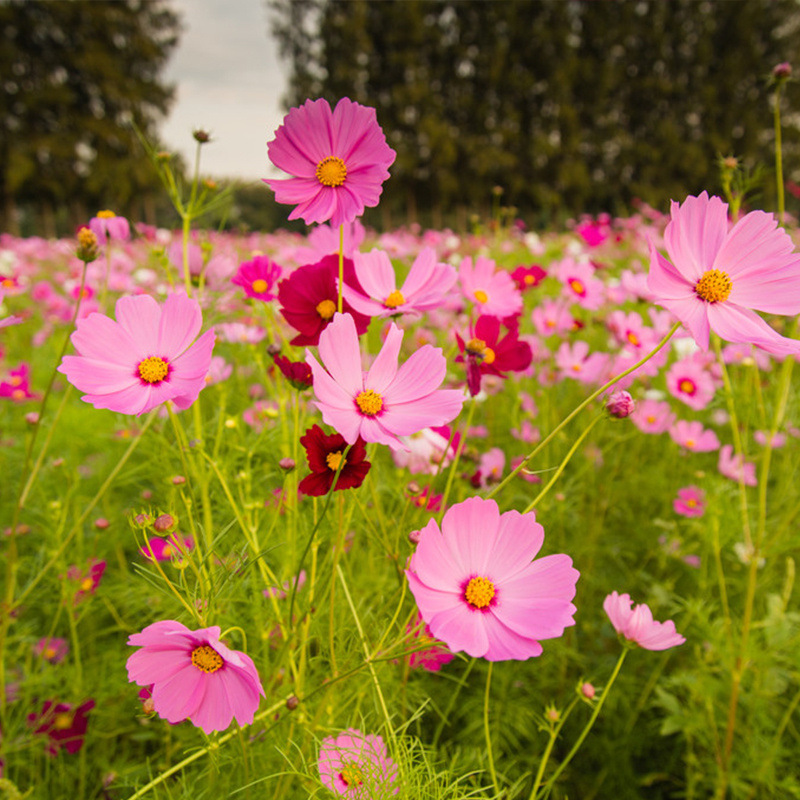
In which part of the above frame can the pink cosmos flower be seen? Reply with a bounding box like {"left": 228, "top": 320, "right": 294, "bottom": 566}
{"left": 126, "top": 620, "right": 265, "bottom": 735}
{"left": 531, "top": 300, "right": 573, "bottom": 337}
{"left": 89, "top": 210, "right": 130, "bottom": 241}
{"left": 34, "top": 637, "right": 69, "bottom": 664}
{"left": 718, "top": 444, "right": 757, "bottom": 486}
{"left": 318, "top": 729, "right": 398, "bottom": 797}
{"left": 407, "top": 614, "right": 454, "bottom": 672}
{"left": 754, "top": 430, "right": 786, "bottom": 448}
{"left": 391, "top": 426, "right": 458, "bottom": 475}
{"left": 458, "top": 255, "right": 523, "bottom": 317}
{"left": 67, "top": 559, "right": 106, "bottom": 605}
{"left": 0, "top": 363, "right": 37, "bottom": 402}
{"left": 231, "top": 255, "right": 282, "bottom": 301}
{"left": 631, "top": 399, "right": 675, "bottom": 434}
{"left": 406, "top": 497, "right": 579, "bottom": 661}
{"left": 647, "top": 192, "right": 800, "bottom": 356}
{"left": 554, "top": 341, "right": 609, "bottom": 385}
{"left": 674, "top": 486, "right": 706, "bottom": 517}
{"left": 553, "top": 258, "right": 606, "bottom": 310}
{"left": 665, "top": 356, "right": 717, "bottom": 411}
{"left": 58, "top": 293, "right": 215, "bottom": 416}
{"left": 669, "top": 420, "right": 720, "bottom": 452}
{"left": 343, "top": 247, "right": 457, "bottom": 318}
{"left": 604, "top": 591, "right": 685, "bottom": 650}
{"left": 265, "top": 97, "right": 397, "bottom": 227}
{"left": 306, "top": 312, "right": 464, "bottom": 451}
{"left": 140, "top": 534, "right": 194, "bottom": 562}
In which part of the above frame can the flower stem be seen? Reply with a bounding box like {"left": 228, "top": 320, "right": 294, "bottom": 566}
{"left": 489, "top": 322, "right": 680, "bottom": 501}
{"left": 774, "top": 81, "right": 785, "bottom": 226}
{"left": 438, "top": 398, "right": 477, "bottom": 522}
{"left": 484, "top": 661, "right": 500, "bottom": 797}
{"left": 337, "top": 223, "right": 344, "bottom": 313}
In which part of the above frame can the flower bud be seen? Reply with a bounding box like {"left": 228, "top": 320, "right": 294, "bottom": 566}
{"left": 773, "top": 62, "right": 792, "bottom": 81}
{"left": 580, "top": 682, "right": 596, "bottom": 700}
{"left": 408, "top": 529, "right": 422, "bottom": 545}
{"left": 76, "top": 227, "right": 100, "bottom": 263}
{"left": 192, "top": 129, "right": 211, "bottom": 144}
{"left": 279, "top": 457, "right": 296, "bottom": 471}
{"left": 94, "top": 517, "right": 110, "bottom": 530}
{"left": 153, "top": 513, "right": 177, "bottom": 533}
{"left": 605, "top": 390, "right": 635, "bottom": 419}
{"left": 171, "top": 475, "right": 186, "bottom": 486}
{"left": 286, "top": 695, "right": 299, "bottom": 711}
{"left": 134, "top": 512, "right": 153, "bottom": 528}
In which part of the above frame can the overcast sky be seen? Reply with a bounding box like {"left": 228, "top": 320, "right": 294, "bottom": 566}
{"left": 158, "top": 0, "right": 289, "bottom": 180}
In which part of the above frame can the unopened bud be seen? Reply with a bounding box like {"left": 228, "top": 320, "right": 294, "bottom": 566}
{"left": 544, "top": 706, "right": 560, "bottom": 723}
{"left": 286, "top": 695, "right": 299, "bottom": 711}
{"left": 279, "top": 457, "right": 295, "bottom": 471}
{"left": 408, "top": 529, "right": 422, "bottom": 545}
{"left": 192, "top": 129, "right": 211, "bottom": 144}
{"left": 773, "top": 62, "right": 792, "bottom": 81}
{"left": 153, "top": 513, "right": 177, "bottom": 533}
{"left": 76, "top": 227, "right": 100, "bottom": 263}
{"left": 134, "top": 512, "right": 153, "bottom": 528}
{"left": 267, "top": 343, "right": 282, "bottom": 357}
{"left": 605, "top": 390, "right": 635, "bottom": 419}
{"left": 94, "top": 517, "right": 110, "bottom": 530}
{"left": 171, "top": 475, "right": 186, "bottom": 486}
{"left": 580, "top": 682, "right": 596, "bottom": 700}
{"left": 406, "top": 481, "right": 421, "bottom": 495}
{"left": 24, "top": 412, "right": 39, "bottom": 425}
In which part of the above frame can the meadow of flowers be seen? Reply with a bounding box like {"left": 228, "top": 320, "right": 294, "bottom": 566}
{"left": 1, "top": 92, "right": 800, "bottom": 799}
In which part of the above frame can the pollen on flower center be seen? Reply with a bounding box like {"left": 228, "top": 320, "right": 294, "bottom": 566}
{"left": 326, "top": 450, "right": 345, "bottom": 471}
{"left": 339, "top": 762, "right": 364, "bottom": 786}
{"left": 626, "top": 331, "right": 640, "bottom": 346}
{"left": 251, "top": 278, "right": 269, "bottom": 294}
{"left": 694, "top": 269, "right": 732, "bottom": 303}
{"left": 191, "top": 645, "right": 224, "bottom": 673}
{"left": 465, "top": 575, "right": 495, "bottom": 609}
{"left": 97, "top": 209, "right": 116, "bottom": 219}
{"left": 474, "top": 289, "right": 489, "bottom": 304}
{"left": 678, "top": 378, "right": 697, "bottom": 395}
{"left": 355, "top": 389, "right": 383, "bottom": 416}
{"left": 569, "top": 278, "right": 586, "bottom": 296}
{"left": 384, "top": 289, "right": 405, "bottom": 309}
{"left": 138, "top": 356, "right": 170, "bottom": 384}
{"left": 316, "top": 299, "right": 337, "bottom": 320}
{"left": 315, "top": 156, "right": 347, "bottom": 187}
{"left": 79, "top": 577, "right": 94, "bottom": 592}
{"left": 54, "top": 713, "right": 74, "bottom": 730}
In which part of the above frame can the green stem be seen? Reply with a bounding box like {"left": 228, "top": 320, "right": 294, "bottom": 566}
{"left": 537, "top": 648, "right": 628, "bottom": 799}
{"left": 483, "top": 662, "right": 500, "bottom": 796}
{"left": 438, "top": 398, "right": 477, "bottom": 522}
{"left": 489, "top": 323, "right": 680, "bottom": 501}
{"left": 528, "top": 698, "right": 580, "bottom": 800}
{"left": 774, "top": 82, "right": 785, "bottom": 226}
{"left": 337, "top": 223, "right": 344, "bottom": 314}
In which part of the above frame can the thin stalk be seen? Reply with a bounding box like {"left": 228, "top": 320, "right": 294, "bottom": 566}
{"left": 483, "top": 662, "right": 500, "bottom": 797}
{"left": 438, "top": 398, "right": 477, "bottom": 521}
{"left": 337, "top": 223, "right": 344, "bottom": 313}
{"left": 774, "top": 81, "right": 785, "bottom": 225}
{"left": 528, "top": 698, "right": 580, "bottom": 800}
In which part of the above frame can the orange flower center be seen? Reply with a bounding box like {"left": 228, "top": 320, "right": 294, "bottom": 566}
{"left": 43, "top": 646, "right": 57, "bottom": 659}
{"left": 626, "top": 331, "right": 640, "bottom": 347}
{"left": 191, "top": 644, "right": 224, "bottom": 673}
{"left": 465, "top": 576, "right": 495, "bottom": 609}
{"left": 679, "top": 379, "right": 696, "bottom": 395}
{"left": 53, "top": 712, "right": 74, "bottom": 730}
{"left": 355, "top": 389, "right": 383, "bottom": 416}
{"left": 694, "top": 269, "right": 732, "bottom": 303}
{"left": 384, "top": 289, "right": 405, "bottom": 309}
{"left": 315, "top": 156, "right": 347, "bottom": 187}
{"left": 79, "top": 577, "right": 94, "bottom": 592}
{"left": 569, "top": 278, "right": 586, "bottom": 296}
{"left": 316, "top": 299, "right": 336, "bottom": 320}
{"left": 97, "top": 209, "right": 116, "bottom": 219}
{"left": 251, "top": 278, "right": 268, "bottom": 294}
{"left": 473, "top": 289, "right": 489, "bottom": 304}
{"left": 138, "top": 356, "right": 169, "bottom": 384}
{"left": 524, "top": 274, "right": 536, "bottom": 285}
{"left": 340, "top": 762, "right": 364, "bottom": 786}
{"left": 326, "top": 451, "right": 345, "bottom": 471}
{"left": 465, "top": 338, "right": 495, "bottom": 364}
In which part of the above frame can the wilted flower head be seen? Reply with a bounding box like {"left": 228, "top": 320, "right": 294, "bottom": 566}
{"left": 603, "top": 591, "right": 685, "bottom": 651}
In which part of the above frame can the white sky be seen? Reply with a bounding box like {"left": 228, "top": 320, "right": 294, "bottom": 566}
{"left": 159, "top": 0, "right": 289, "bottom": 180}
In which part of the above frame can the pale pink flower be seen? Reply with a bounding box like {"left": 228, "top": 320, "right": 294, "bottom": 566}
{"left": 554, "top": 341, "right": 610, "bottom": 385}
{"left": 406, "top": 497, "right": 579, "bottom": 661}
{"left": 718, "top": 444, "right": 757, "bottom": 486}
{"left": 754, "top": 430, "right": 786, "bottom": 448}
{"left": 391, "top": 426, "right": 457, "bottom": 474}
{"left": 603, "top": 591, "right": 685, "bottom": 650}
{"left": 318, "top": 729, "right": 398, "bottom": 797}
{"left": 531, "top": 300, "right": 573, "bottom": 337}
{"left": 631, "top": 399, "right": 675, "bottom": 434}
{"left": 59, "top": 293, "right": 214, "bottom": 416}
{"left": 476, "top": 447, "right": 505, "bottom": 488}
{"left": 306, "top": 312, "right": 464, "bottom": 451}
{"left": 647, "top": 192, "right": 800, "bottom": 356}
{"left": 126, "top": 620, "right": 265, "bottom": 735}
{"left": 458, "top": 255, "right": 522, "bottom": 317}
{"left": 669, "top": 420, "right": 720, "bottom": 452}
{"left": 343, "top": 247, "right": 457, "bottom": 318}
{"left": 666, "top": 357, "right": 717, "bottom": 411}
{"left": 673, "top": 486, "right": 706, "bottom": 517}
{"left": 89, "top": 210, "right": 130, "bottom": 241}
{"left": 265, "top": 97, "right": 396, "bottom": 227}
{"left": 553, "top": 258, "right": 606, "bottom": 310}
{"left": 34, "top": 637, "right": 69, "bottom": 664}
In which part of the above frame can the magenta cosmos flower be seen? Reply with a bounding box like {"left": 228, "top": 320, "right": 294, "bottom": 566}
{"left": 58, "top": 292, "right": 215, "bottom": 416}
{"left": 126, "top": 620, "right": 265, "bottom": 734}
{"left": 648, "top": 192, "right": 800, "bottom": 356}
{"left": 406, "top": 497, "right": 579, "bottom": 661}
{"left": 343, "top": 247, "right": 457, "bottom": 318}
{"left": 265, "top": 97, "right": 396, "bottom": 227}
{"left": 231, "top": 254, "right": 282, "bottom": 301}
{"left": 306, "top": 312, "right": 464, "bottom": 451}
{"left": 603, "top": 591, "right": 685, "bottom": 651}
{"left": 318, "top": 728, "right": 398, "bottom": 797}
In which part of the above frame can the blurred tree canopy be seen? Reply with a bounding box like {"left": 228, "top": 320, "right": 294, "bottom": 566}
{"left": 0, "top": 0, "right": 180, "bottom": 236}
{"left": 269, "top": 0, "right": 800, "bottom": 227}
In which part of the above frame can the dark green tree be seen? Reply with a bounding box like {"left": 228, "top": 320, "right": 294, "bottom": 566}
{"left": 269, "top": 0, "right": 800, "bottom": 226}
{"left": 0, "top": 0, "right": 180, "bottom": 235}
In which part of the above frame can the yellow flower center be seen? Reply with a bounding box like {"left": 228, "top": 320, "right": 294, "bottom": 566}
{"left": 138, "top": 356, "right": 170, "bottom": 384}
{"left": 251, "top": 278, "right": 269, "bottom": 293}
{"left": 77, "top": 228, "right": 97, "bottom": 248}
{"left": 43, "top": 646, "right": 57, "bottom": 659}
{"left": 626, "top": 331, "right": 640, "bottom": 346}
{"left": 326, "top": 450, "right": 345, "bottom": 471}
{"left": 694, "top": 269, "right": 732, "bottom": 303}
{"left": 80, "top": 577, "right": 94, "bottom": 592}
{"left": 464, "top": 576, "right": 495, "bottom": 609}
{"left": 191, "top": 644, "right": 224, "bottom": 673}
{"left": 97, "top": 209, "right": 116, "bottom": 219}
{"left": 315, "top": 156, "right": 347, "bottom": 187}
{"left": 384, "top": 289, "right": 405, "bottom": 309}
{"left": 53, "top": 713, "right": 74, "bottom": 730}
{"left": 162, "top": 544, "right": 174, "bottom": 558}
{"left": 679, "top": 379, "right": 696, "bottom": 395}
{"left": 474, "top": 289, "right": 489, "bottom": 304}
{"left": 9, "top": 375, "right": 22, "bottom": 386}
{"left": 355, "top": 389, "right": 383, "bottom": 416}
{"left": 340, "top": 762, "right": 364, "bottom": 786}
{"left": 11, "top": 388, "right": 24, "bottom": 400}
{"left": 569, "top": 278, "right": 586, "bottom": 296}
{"left": 1, "top": 278, "right": 14, "bottom": 288}
{"left": 524, "top": 274, "right": 535, "bottom": 285}
{"left": 316, "top": 299, "right": 337, "bottom": 320}
{"left": 687, "top": 499, "right": 697, "bottom": 508}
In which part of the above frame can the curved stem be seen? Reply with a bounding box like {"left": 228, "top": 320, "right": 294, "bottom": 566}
{"left": 484, "top": 662, "right": 500, "bottom": 796}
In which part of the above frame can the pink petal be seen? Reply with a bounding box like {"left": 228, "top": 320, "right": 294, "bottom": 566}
{"left": 647, "top": 242, "right": 694, "bottom": 301}
{"left": 482, "top": 614, "right": 544, "bottom": 661}
{"left": 441, "top": 496, "right": 500, "bottom": 576}
{"left": 70, "top": 313, "right": 143, "bottom": 365}
{"left": 115, "top": 294, "right": 162, "bottom": 355}
{"left": 306, "top": 350, "right": 355, "bottom": 410}
{"left": 318, "top": 312, "right": 363, "bottom": 397}
{"left": 658, "top": 294, "right": 711, "bottom": 350}
{"left": 157, "top": 293, "right": 203, "bottom": 357}
{"left": 428, "top": 603, "right": 489, "bottom": 658}
{"left": 707, "top": 302, "right": 800, "bottom": 355}
{"left": 384, "top": 345, "right": 446, "bottom": 404}
{"left": 406, "top": 570, "right": 463, "bottom": 619}
{"left": 354, "top": 249, "right": 396, "bottom": 300}
{"left": 151, "top": 665, "right": 205, "bottom": 723}
{"left": 380, "top": 389, "right": 464, "bottom": 437}
{"left": 314, "top": 401, "right": 363, "bottom": 445}
{"left": 59, "top": 356, "right": 137, "bottom": 394}
{"left": 365, "top": 322, "right": 403, "bottom": 393}
{"left": 410, "top": 518, "right": 464, "bottom": 589}
{"left": 664, "top": 193, "right": 728, "bottom": 282}
{"left": 489, "top": 509, "right": 545, "bottom": 582}
{"left": 126, "top": 648, "right": 189, "bottom": 685}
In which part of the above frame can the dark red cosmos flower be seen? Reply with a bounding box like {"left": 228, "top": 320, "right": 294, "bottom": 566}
{"left": 277, "top": 255, "right": 370, "bottom": 346}
{"left": 455, "top": 315, "right": 533, "bottom": 396}
{"left": 511, "top": 264, "right": 546, "bottom": 292}
{"left": 298, "top": 425, "right": 370, "bottom": 496}
{"left": 273, "top": 354, "right": 313, "bottom": 389}
{"left": 28, "top": 699, "right": 95, "bottom": 755}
